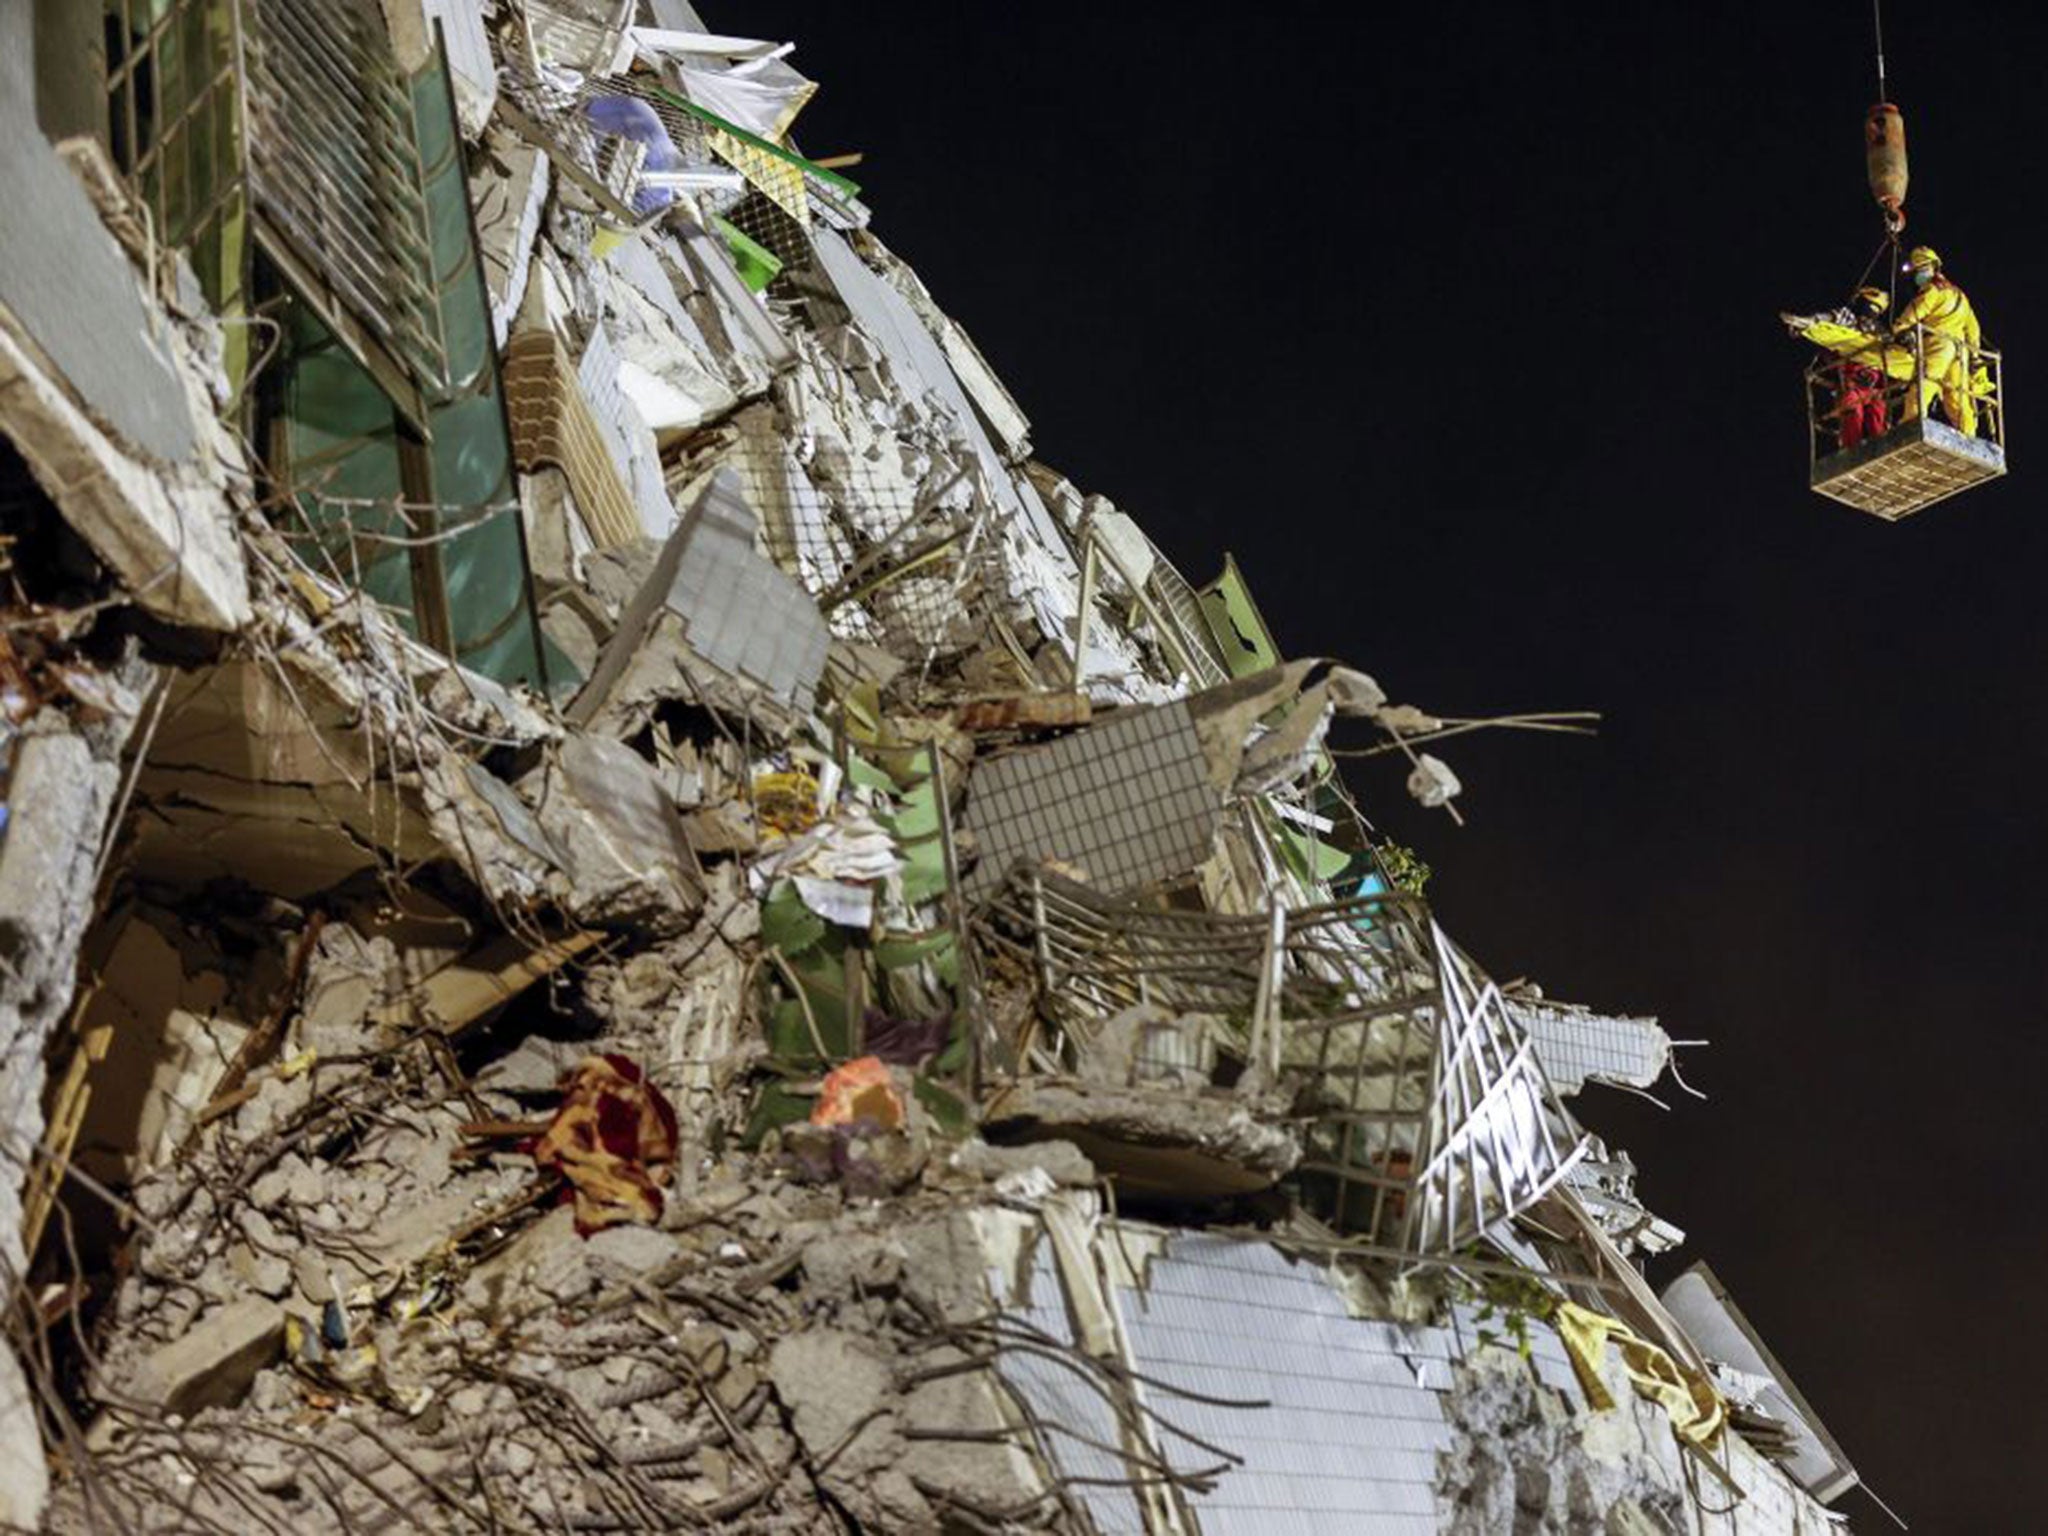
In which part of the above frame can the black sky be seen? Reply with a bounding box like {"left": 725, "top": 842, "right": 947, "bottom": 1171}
{"left": 737, "top": 3, "right": 2044, "bottom": 1525}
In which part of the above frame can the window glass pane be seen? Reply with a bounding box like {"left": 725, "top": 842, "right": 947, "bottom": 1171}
{"left": 276, "top": 311, "right": 418, "bottom": 633}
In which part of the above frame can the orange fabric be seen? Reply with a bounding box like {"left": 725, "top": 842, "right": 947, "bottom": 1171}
{"left": 531, "top": 1054, "right": 679, "bottom": 1233}
{"left": 811, "top": 1055, "right": 905, "bottom": 1130}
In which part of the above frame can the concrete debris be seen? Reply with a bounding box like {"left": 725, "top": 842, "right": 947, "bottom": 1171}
{"left": 1662, "top": 1264, "right": 1861, "bottom": 1503}
{"left": 119, "top": 1297, "right": 286, "bottom": 1417}
{"left": 0, "top": 1335, "right": 44, "bottom": 1528}
{"left": 982, "top": 1077, "right": 1301, "bottom": 1199}
{"left": 0, "top": 8, "right": 1846, "bottom": 1533}
{"left": 369, "top": 930, "right": 602, "bottom": 1038}
{"left": 0, "top": 11, "right": 249, "bottom": 633}
{"left": 1440, "top": 1343, "right": 1692, "bottom": 1534}
{"left": 1567, "top": 1137, "right": 1689, "bottom": 1258}
{"left": 1408, "top": 750, "right": 1465, "bottom": 809}
{"left": 1510, "top": 994, "right": 1677, "bottom": 1097}
{"left": 519, "top": 732, "right": 706, "bottom": 927}
{"left": 568, "top": 468, "right": 829, "bottom": 732}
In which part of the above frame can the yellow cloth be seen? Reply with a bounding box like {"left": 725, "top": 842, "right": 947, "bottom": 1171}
{"left": 1795, "top": 318, "right": 1918, "bottom": 380}
{"left": 1893, "top": 279, "right": 1983, "bottom": 435}
{"left": 1553, "top": 1301, "right": 1726, "bottom": 1450}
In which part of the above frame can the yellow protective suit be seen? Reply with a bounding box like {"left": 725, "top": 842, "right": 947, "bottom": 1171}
{"left": 1793, "top": 318, "right": 1917, "bottom": 380}
{"left": 1893, "top": 277, "right": 1982, "bottom": 435}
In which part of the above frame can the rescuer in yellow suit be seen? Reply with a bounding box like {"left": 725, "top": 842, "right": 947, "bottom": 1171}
{"left": 1892, "top": 246, "right": 1981, "bottom": 436}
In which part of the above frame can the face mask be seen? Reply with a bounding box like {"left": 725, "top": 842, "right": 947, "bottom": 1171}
{"left": 1914, "top": 268, "right": 1935, "bottom": 287}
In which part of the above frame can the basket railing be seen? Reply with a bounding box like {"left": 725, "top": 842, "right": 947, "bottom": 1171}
{"left": 1804, "top": 324, "right": 2004, "bottom": 466}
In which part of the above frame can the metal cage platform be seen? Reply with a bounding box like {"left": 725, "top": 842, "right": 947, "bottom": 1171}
{"left": 1805, "top": 332, "right": 2006, "bottom": 521}
{"left": 1811, "top": 414, "right": 2006, "bottom": 520}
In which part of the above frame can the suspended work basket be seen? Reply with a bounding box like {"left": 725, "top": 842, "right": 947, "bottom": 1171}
{"left": 1804, "top": 329, "right": 2006, "bottom": 520}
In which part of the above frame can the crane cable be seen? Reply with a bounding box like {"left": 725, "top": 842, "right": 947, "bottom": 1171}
{"left": 1865, "top": 0, "right": 1901, "bottom": 312}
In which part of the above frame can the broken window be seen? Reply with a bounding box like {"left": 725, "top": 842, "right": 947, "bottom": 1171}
{"left": 262, "top": 44, "right": 557, "bottom": 690}
{"left": 101, "top": 0, "right": 252, "bottom": 374}
{"left": 95, "top": 2, "right": 553, "bottom": 687}
{"left": 240, "top": 0, "right": 448, "bottom": 411}
{"left": 100, "top": 0, "right": 447, "bottom": 414}
{"left": 1198, "top": 552, "right": 1283, "bottom": 679}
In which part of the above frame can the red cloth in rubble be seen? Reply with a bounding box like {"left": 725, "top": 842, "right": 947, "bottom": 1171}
{"left": 531, "top": 1054, "right": 680, "bottom": 1233}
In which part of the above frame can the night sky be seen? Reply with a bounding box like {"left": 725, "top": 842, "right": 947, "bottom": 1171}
{"left": 741, "top": 4, "right": 2042, "bottom": 1525}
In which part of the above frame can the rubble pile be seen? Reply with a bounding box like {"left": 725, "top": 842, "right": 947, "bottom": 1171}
{"left": 0, "top": 2, "right": 1863, "bottom": 1531}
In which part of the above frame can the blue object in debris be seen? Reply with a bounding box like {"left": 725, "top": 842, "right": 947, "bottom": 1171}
{"left": 583, "top": 95, "right": 685, "bottom": 215}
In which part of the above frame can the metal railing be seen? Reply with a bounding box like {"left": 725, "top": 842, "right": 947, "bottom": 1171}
{"left": 976, "top": 866, "right": 1585, "bottom": 1256}
{"left": 1804, "top": 323, "right": 2005, "bottom": 466}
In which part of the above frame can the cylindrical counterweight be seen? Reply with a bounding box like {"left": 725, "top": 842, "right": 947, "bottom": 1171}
{"left": 1865, "top": 103, "right": 1908, "bottom": 229}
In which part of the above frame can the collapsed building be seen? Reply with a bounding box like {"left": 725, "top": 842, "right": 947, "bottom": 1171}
{"left": 0, "top": 3, "right": 1869, "bottom": 1531}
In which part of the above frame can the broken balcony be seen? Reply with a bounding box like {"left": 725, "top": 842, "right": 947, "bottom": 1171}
{"left": 977, "top": 867, "right": 1585, "bottom": 1254}
{"left": 1805, "top": 330, "right": 2006, "bottom": 520}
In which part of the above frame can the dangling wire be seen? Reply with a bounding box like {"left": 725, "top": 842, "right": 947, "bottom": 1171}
{"left": 1873, "top": 0, "right": 1889, "bottom": 103}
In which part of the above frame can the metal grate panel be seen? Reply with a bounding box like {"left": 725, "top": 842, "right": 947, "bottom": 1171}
{"left": 1812, "top": 412, "right": 2006, "bottom": 521}
{"left": 242, "top": 0, "right": 446, "bottom": 390}
{"left": 1147, "top": 551, "right": 1231, "bottom": 686}
{"left": 961, "top": 702, "right": 1221, "bottom": 901}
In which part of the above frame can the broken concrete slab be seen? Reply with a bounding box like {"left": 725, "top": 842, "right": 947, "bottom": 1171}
{"left": 123, "top": 1298, "right": 285, "bottom": 1417}
{"left": 0, "top": 5, "right": 196, "bottom": 467}
{"left": 568, "top": 467, "right": 829, "bottom": 731}
{"left": 0, "top": 319, "right": 248, "bottom": 632}
{"left": 582, "top": 1222, "right": 683, "bottom": 1279}
{"left": 982, "top": 1078, "right": 1300, "bottom": 1200}
{"left": 948, "top": 1136, "right": 1097, "bottom": 1187}
{"left": 58, "top": 910, "right": 250, "bottom": 1196}
{"left": 768, "top": 1326, "right": 924, "bottom": 1524}
{"left": 519, "top": 733, "right": 705, "bottom": 929}
{"left": 134, "top": 660, "right": 449, "bottom": 895}
{"left": 0, "top": 704, "right": 149, "bottom": 1281}
{"left": 0, "top": 1346, "right": 44, "bottom": 1527}
{"left": 1508, "top": 995, "right": 1676, "bottom": 1098}
{"left": 461, "top": 1206, "right": 593, "bottom": 1314}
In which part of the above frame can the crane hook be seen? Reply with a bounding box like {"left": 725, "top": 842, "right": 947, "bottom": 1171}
{"left": 1865, "top": 102, "right": 1909, "bottom": 233}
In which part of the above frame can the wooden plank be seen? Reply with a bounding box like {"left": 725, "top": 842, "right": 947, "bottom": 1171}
{"left": 371, "top": 930, "right": 603, "bottom": 1037}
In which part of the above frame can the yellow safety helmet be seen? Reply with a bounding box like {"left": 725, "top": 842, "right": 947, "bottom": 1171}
{"left": 1905, "top": 245, "right": 1942, "bottom": 272}
{"left": 1853, "top": 285, "right": 1890, "bottom": 313}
